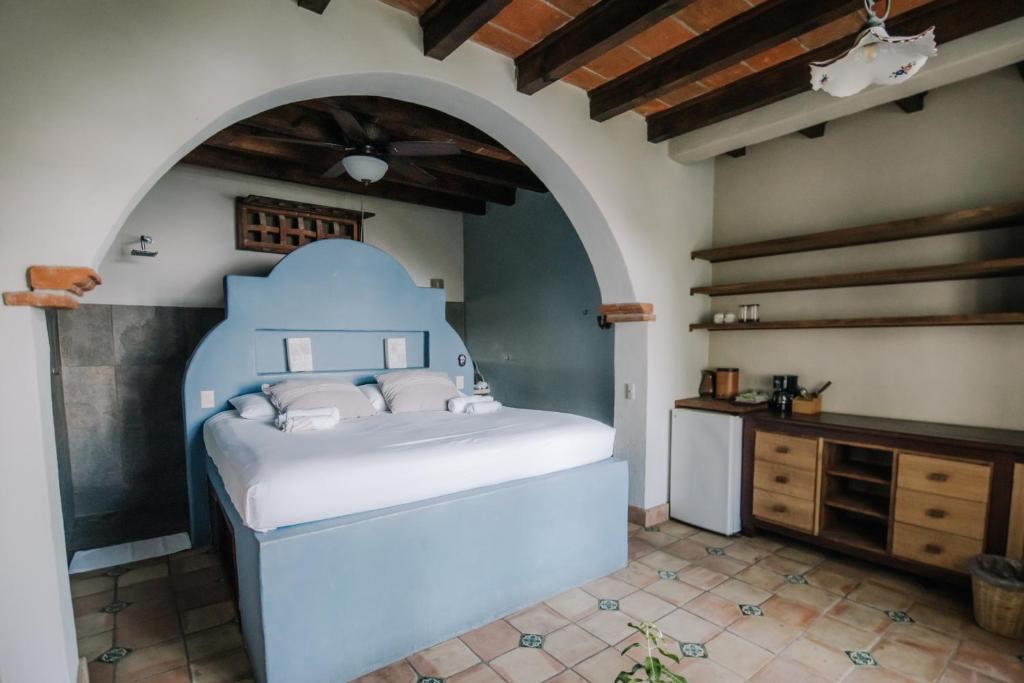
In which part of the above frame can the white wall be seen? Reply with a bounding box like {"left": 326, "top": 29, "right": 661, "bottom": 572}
{"left": 0, "top": 2, "right": 712, "bottom": 678}
{"left": 94, "top": 165, "right": 465, "bottom": 307}
{"left": 709, "top": 67, "right": 1024, "bottom": 429}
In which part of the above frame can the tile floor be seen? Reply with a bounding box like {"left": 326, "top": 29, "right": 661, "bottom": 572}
{"left": 72, "top": 522, "right": 1024, "bottom": 683}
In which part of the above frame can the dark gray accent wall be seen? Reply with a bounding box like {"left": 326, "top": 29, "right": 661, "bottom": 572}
{"left": 51, "top": 304, "right": 222, "bottom": 554}
{"left": 464, "top": 191, "right": 613, "bottom": 424}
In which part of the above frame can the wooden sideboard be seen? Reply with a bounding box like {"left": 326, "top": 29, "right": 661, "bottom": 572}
{"left": 741, "top": 412, "right": 1024, "bottom": 582}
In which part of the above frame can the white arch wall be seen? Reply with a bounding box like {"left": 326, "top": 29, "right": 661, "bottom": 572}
{"left": 0, "top": 2, "right": 712, "bottom": 680}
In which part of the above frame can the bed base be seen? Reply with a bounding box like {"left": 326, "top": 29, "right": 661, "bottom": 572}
{"left": 208, "top": 456, "right": 628, "bottom": 683}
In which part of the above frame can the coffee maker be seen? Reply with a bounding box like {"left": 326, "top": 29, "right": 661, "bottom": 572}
{"left": 770, "top": 375, "right": 799, "bottom": 413}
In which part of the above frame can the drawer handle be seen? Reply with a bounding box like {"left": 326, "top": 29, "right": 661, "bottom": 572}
{"left": 774, "top": 475, "right": 789, "bottom": 484}
{"left": 771, "top": 504, "right": 787, "bottom": 513}
{"left": 924, "top": 544, "right": 944, "bottom": 555}
{"left": 775, "top": 446, "right": 791, "bottom": 454}
{"left": 926, "top": 472, "right": 949, "bottom": 482}
{"left": 925, "top": 508, "right": 947, "bottom": 519}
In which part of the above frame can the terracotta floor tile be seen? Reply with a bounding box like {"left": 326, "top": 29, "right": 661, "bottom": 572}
{"left": 746, "top": 536, "right": 786, "bottom": 553}
{"left": 724, "top": 540, "right": 775, "bottom": 564}
{"left": 136, "top": 667, "right": 190, "bottom": 683}
{"left": 951, "top": 640, "right": 1024, "bottom": 683}
{"left": 489, "top": 646, "right": 564, "bottom": 683}
{"left": 694, "top": 555, "right": 749, "bottom": 577}
{"left": 73, "top": 590, "right": 115, "bottom": 617}
{"left": 712, "top": 578, "right": 772, "bottom": 606}
{"left": 684, "top": 592, "right": 741, "bottom": 628}
{"left": 577, "top": 609, "right": 636, "bottom": 645}
{"left": 581, "top": 576, "right": 636, "bottom": 601}
{"left": 171, "top": 565, "right": 223, "bottom": 593}
{"left": 735, "top": 565, "right": 786, "bottom": 592}
{"left": 873, "top": 636, "right": 950, "bottom": 682}
{"left": 407, "top": 638, "right": 480, "bottom": 678}
{"left": 449, "top": 663, "right": 505, "bottom": 683}
{"left": 939, "top": 662, "right": 1005, "bottom": 682}
{"left": 707, "top": 630, "right": 773, "bottom": 678}
{"left": 174, "top": 580, "right": 231, "bottom": 612}
{"left": 87, "top": 661, "right": 115, "bottom": 683}
{"left": 461, "top": 619, "right": 521, "bottom": 661}
{"left": 74, "top": 611, "right": 113, "bottom": 638}
{"left": 644, "top": 579, "right": 703, "bottom": 607}
{"left": 806, "top": 616, "right": 879, "bottom": 651}
{"left": 352, "top": 659, "right": 418, "bottom": 683}
{"left": 632, "top": 529, "right": 677, "bottom": 547}
{"left": 958, "top": 625, "right": 1024, "bottom": 656}
{"left": 775, "top": 545, "right": 827, "bottom": 567}
{"left": 659, "top": 520, "right": 699, "bottom": 539}
{"left": 805, "top": 566, "right": 861, "bottom": 595}
{"left": 618, "top": 590, "right": 675, "bottom": 622}
{"left": 182, "top": 600, "right": 236, "bottom": 635}
{"left": 543, "top": 624, "right": 605, "bottom": 667}
{"left": 116, "top": 639, "right": 187, "bottom": 683}
{"left": 78, "top": 630, "right": 114, "bottom": 660}
{"left": 116, "top": 597, "right": 177, "bottom": 630}
{"left": 118, "top": 563, "right": 169, "bottom": 587}
{"left": 170, "top": 550, "right": 218, "bottom": 575}
{"left": 188, "top": 647, "right": 252, "bottom": 683}
{"left": 776, "top": 582, "right": 842, "bottom": 612}
{"left": 762, "top": 595, "right": 822, "bottom": 628}
{"left": 780, "top": 637, "right": 854, "bottom": 681}
{"left": 676, "top": 565, "right": 729, "bottom": 591}
{"left": 728, "top": 616, "right": 804, "bottom": 654}
{"left": 912, "top": 602, "right": 972, "bottom": 636}
{"left": 185, "top": 623, "right": 243, "bottom": 662}
{"left": 676, "top": 656, "right": 745, "bottom": 682}
{"left": 849, "top": 582, "right": 916, "bottom": 612}
{"left": 844, "top": 666, "right": 923, "bottom": 682}
{"left": 627, "top": 538, "right": 656, "bottom": 560}
{"left": 573, "top": 647, "right": 636, "bottom": 683}
{"left": 507, "top": 604, "right": 569, "bottom": 636}
{"left": 756, "top": 554, "right": 813, "bottom": 576}
{"left": 750, "top": 655, "right": 831, "bottom": 683}
{"left": 654, "top": 608, "right": 721, "bottom": 645}
{"left": 885, "top": 623, "right": 958, "bottom": 658}
{"left": 663, "top": 539, "right": 708, "bottom": 561}
{"left": 636, "top": 550, "right": 690, "bottom": 572}
{"left": 612, "top": 561, "right": 660, "bottom": 589}
{"left": 689, "top": 531, "right": 739, "bottom": 548}
{"left": 866, "top": 572, "right": 926, "bottom": 597}
{"left": 116, "top": 608, "right": 181, "bottom": 650}
{"left": 818, "top": 557, "right": 873, "bottom": 580}
{"left": 827, "top": 599, "right": 892, "bottom": 634}
{"left": 546, "top": 587, "right": 599, "bottom": 622}
{"left": 70, "top": 575, "right": 115, "bottom": 598}
{"left": 117, "top": 577, "right": 174, "bottom": 605}
{"left": 546, "top": 670, "right": 587, "bottom": 683}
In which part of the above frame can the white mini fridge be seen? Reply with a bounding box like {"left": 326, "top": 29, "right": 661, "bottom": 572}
{"left": 669, "top": 408, "right": 743, "bottom": 536}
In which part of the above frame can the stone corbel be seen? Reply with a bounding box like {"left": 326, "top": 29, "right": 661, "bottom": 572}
{"left": 3, "top": 266, "right": 102, "bottom": 309}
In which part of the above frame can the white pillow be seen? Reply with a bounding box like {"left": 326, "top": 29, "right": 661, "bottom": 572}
{"left": 375, "top": 370, "right": 458, "bottom": 414}
{"left": 262, "top": 379, "right": 378, "bottom": 419}
{"left": 229, "top": 392, "right": 275, "bottom": 420}
{"left": 358, "top": 383, "right": 388, "bottom": 412}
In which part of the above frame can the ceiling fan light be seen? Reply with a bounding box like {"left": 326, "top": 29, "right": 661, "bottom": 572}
{"left": 342, "top": 154, "right": 389, "bottom": 184}
{"left": 810, "top": 25, "right": 937, "bottom": 98}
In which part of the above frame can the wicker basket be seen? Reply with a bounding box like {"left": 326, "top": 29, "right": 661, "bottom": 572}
{"left": 970, "top": 555, "right": 1024, "bottom": 639}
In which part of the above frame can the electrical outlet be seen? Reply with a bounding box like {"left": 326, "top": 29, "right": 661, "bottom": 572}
{"left": 455, "top": 375, "right": 465, "bottom": 390}
{"left": 200, "top": 390, "right": 215, "bottom": 409}
{"left": 624, "top": 383, "right": 635, "bottom": 400}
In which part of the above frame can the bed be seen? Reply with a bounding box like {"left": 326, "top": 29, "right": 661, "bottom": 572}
{"left": 183, "top": 238, "right": 628, "bottom": 683}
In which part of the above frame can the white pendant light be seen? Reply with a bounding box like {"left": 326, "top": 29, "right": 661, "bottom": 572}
{"left": 341, "top": 154, "right": 389, "bottom": 184}
{"left": 810, "top": 0, "right": 937, "bottom": 98}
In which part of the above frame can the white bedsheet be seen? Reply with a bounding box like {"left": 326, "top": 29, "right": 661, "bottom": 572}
{"left": 204, "top": 407, "right": 615, "bottom": 531}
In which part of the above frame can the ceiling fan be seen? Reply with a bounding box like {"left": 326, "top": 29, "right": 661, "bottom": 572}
{"left": 257, "top": 104, "right": 462, "bottom": 185}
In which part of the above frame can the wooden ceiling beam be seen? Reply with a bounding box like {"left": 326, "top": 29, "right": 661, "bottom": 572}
{"left": 411, "top": 153, "right": 547, "bottom": 193}
{"left": 205, "top": 128, "right": 517, "bottom": 205}
{"left": 297, "top": 0, "right": 331, "bottom": 14}
{"left": 421, "top": 0, "right": 513, "bottom": 60}
{"left": 647, "top": 0, "right": 1024, "bottom": 142}
{"left": 515, "top": 0, "right": 699, "bottom": 95}
{"left": 181, "top": 145, "right": 488, "bottom": 215}
{"left": 589, "top": 0, "right": 862, "bottom": 122}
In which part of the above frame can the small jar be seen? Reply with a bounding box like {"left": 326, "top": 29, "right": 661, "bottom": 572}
{"left": 748, "top": 303, "right": 760, "bottom": 323}
{"left": 715, "top": 368, "right": 739, "bottom": 400}
{"left": 738, "top": 304, "right": 750, "bottom": 323}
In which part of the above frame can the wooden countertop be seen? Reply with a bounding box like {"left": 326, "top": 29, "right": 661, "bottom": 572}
{"left": 675, "top": 397, "right": 768, "bottom": 415}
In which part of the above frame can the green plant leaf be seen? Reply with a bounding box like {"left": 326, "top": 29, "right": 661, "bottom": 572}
{"left": 621, "top": 642, "right": 641, "bottom": 656}
{"left": 657, "top": 647, "right": 680, "bottom": 663}
{"left": 664, "top": 670, "right": 688, "bottom": 683}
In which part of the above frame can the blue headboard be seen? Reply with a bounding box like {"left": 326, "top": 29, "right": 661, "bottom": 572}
{"left": 182, "top": 239, "right": 472, "bottom": 544}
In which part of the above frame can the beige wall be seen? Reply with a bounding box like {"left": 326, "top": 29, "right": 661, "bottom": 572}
{"left": 708, "top": 67, "right": 1024, "bottom": 430}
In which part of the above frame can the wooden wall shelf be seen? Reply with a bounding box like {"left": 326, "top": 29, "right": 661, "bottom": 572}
{"left": 691, "top": 201, "right": 1024, "bottom": 263}
{"left": 691, "top": 257, "right": 1024, "bottom": 297}
{"left": 690, "top": 312, "right": 1024, "bottom": 331}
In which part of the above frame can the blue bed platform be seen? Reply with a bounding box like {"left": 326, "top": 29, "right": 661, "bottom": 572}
{"left": 182, "top": 239, "right": 628, "bottom": 682}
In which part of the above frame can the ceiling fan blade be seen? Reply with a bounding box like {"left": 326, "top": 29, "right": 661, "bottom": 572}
{"left": 387, "top": 158, "right": 436, "bottom": 184}
{"left": 321, "top": 157, "right": 349, "bottom": 179}
{"left": 252, "top": 134, "right": 350, "bottom": 150}
{"left": 388, "top": 141, "right": 462, "bottom": 157}
{"left": 327, "top": 106, "right": 370, "bottom": 145}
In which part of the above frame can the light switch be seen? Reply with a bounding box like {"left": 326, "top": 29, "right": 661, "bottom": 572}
{"left": 455, "top": 375, "right": 465, "bottom": 390}
{"left": 200, "top": 390, "right": 215, "bottom": 408}
{"left": 624, "top": 383, "right": 635, "bottom": 400}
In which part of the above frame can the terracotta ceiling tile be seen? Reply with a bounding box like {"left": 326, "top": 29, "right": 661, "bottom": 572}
{"left": 797, "top": 11, "right": 864, "bottom": 50}
{"left": 562, "top": 67, "right": 607, "bottom": 91}
{"left": 675, "top": 0, "right": 751, "bottom": 34}
{"left": 658, "top": 81, "right": 709, "bottom": 107}
{"left": 888, "top": 0, "right": 936, "bottom": 16}
{"left": 585, "top": 44, "right": 649, "bottom": 80}
{"left": 627, "top": 17, "right": 695, "bottom": 59}
{"left": 377, "top": 0, "right": 434, "bottom": 16}
{"left": 746, "top": 38, "right": 807, "bottom": 71}
{"left": 634, "top": 100, "right": 671, "bottom": 117}
{"left": 491, "top": 0, "right": 572, "bottom": 44}
{"left": 546, "top": 0, "right": 599, "bottom": 16}
{"left": 700, "top": 61, "right": 755, "bottom": 89}
{"left": 471, "top": 23, "right": 534, "bottom": 58}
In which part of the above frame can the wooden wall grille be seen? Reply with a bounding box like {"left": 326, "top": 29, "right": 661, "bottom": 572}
{"left": 235, "top": 195, "right": 373, "bottom": 255}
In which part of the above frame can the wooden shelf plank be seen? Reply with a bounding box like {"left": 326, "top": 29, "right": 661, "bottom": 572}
{"left": 689, "top": 313, "right": 1024, "bottom": 331}
{"left": 825, "top": 493, "right": 889, "bottom": 520}
{"left": 691, "top": 202, "right": 1024, "bottom": 263}
{"left": 827, "top": 465, "right": 891, "bottom": 486}
{"left": 691, "top": 257, "right": 1024, "bottom": 296}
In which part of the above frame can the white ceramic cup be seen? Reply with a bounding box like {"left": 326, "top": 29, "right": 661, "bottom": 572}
{"left": 724, "top": 313, "right": 737, "bottom": 323}
{"left": 713, "top": 313, "right": 725, "bottom": 324}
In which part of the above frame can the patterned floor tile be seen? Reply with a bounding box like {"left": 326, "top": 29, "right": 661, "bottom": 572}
{"left": 460, "top": 620, "right": 521, "bottom": 661}
{"left": 408, "top": 639, "right": 480, "bottom": 679}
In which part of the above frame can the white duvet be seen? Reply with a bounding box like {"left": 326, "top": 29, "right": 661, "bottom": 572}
{"left": 204, "top": 407, "right": 615, "bottom": 532}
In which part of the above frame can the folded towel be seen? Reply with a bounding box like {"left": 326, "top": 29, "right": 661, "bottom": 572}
{"left": 447, "top": 395, "right": 495, "bottom": 414}
{"left": 276, "top": 406, "right": 340, "bottom": 432}
{"left": 465, "top": 400, "right": 502, "bottom": 416}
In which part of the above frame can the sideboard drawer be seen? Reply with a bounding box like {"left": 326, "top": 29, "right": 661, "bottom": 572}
{"left": 752, "top": 488, "right": 814, "bottom": 532}
{"left": 894, "top": 488, "right": 987, "bottom": 540}
{"left": 892, "top": 522, "right": 982, "bottom": 573}
{"left": 755, "top": 431, "right": 818, "bottom": 471}
{"left": 898, "top": 452, "right": 991, "bottom": 503}
{"left": 754, "top": 460, "right": 816, "bottom": 500}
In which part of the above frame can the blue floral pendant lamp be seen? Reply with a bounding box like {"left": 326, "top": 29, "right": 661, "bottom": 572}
{"left": 810, "top": 0, "right": 937, "bottom": 97}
